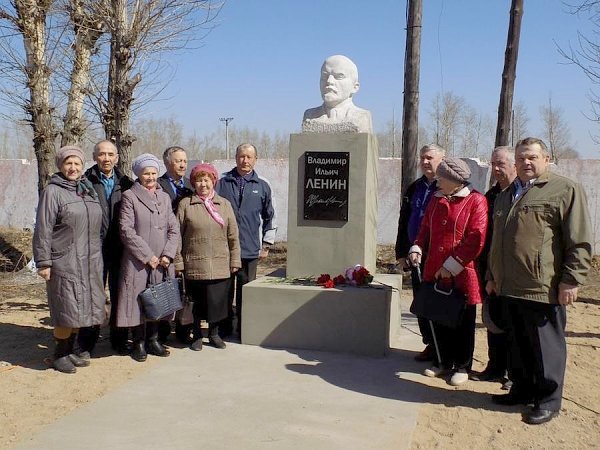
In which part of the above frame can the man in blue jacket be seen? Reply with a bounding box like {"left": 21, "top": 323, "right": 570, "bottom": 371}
{"left": 395, "top": 143, "right": 444, "bottom": 361}
{"left": 216, "top": 143, "right": 277, "bottom": 336}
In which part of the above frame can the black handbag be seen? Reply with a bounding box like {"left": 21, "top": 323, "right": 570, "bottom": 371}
{"left": 410, "top": 279, "right": 466, "bottom": 329}
{"left": 139, "top": 268, "right": 183, "bottom": 320}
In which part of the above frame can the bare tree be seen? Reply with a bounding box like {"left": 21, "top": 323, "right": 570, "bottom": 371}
{"left": 89, "top": 0, "right": 222, "bottom": 175}
{"left": 0, "top": 0, "right": 59, "bottom": 193}
{"left": 540, "top": 95, "right": 578, "bottom": 160}
{"left": 428, "top": 91, "right": 466, "bottom": 156}
{"left": 130, "top": 116, "right": 184, "bottom": 158}
{"left": 560, "top": 1, "right": 600, "bottom": 142}
{"left": 1, "top": 0, "right": 222, "bottom": 187}
{"left": 495, "top": 0, "right": 523, "bottom": 147}
{"left": 512, "top": 100, "right": 529, "bottom": 144}
{"left": 377, "top": 119, "right": 402, "bottom": 158}
{"left": 459, "top": 105, "right": 483, "bottom": 158}
{"left": 60, "top": 0, "right": 105, "bottom": 147}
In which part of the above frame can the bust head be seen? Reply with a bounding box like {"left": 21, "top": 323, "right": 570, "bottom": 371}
{"left": 320, "top": 55, "right": 360, "bottom": 108}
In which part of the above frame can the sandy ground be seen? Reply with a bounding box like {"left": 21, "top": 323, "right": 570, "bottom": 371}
{"left": 0, "top": 233, "right": 599, "bottom": 449}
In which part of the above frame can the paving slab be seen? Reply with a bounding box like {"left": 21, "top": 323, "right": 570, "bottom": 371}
{"left": 14, "top": 301, "right": 426, "bottom": 450}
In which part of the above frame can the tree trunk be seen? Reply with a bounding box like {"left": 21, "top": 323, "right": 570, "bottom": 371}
{"left": 401, "top": 0, "right": 422, "bottom": 196}
{"left": 495, "top": 0, "right": 523, "bottom": 147}
{"left": 61, "top": 0, "right": 104, "bottom": 147}
{"left": 107, "top": 0, "right": 139, "bottom": 177}
{"left": 15, "top": 0, "right": 57, "bottom": 194}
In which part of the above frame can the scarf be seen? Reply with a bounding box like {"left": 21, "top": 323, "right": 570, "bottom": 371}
{"left": 198, "top": 190, "right": 225, "bottom": 227}
{"left": 77, "top": 177, "right": 97, "bottom": 199}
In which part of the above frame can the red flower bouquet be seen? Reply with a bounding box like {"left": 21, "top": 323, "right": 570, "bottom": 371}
{"left": 316, "top": 265, "right": 373, "bottom": 288}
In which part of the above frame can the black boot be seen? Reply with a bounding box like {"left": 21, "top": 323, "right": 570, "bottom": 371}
{"left": 68, "top": 334, "right": 90, "bottom": 367}
{"left": 76, "top": 325, "right": 99, "bottom": 359}
{"left": 175, "top": 321, "right": 194, "bottom": 345}
{"left": 157, "top": 320, "right": 172, "bottom": 344}
{"left": 190, "top": 318, "right": 203, "bottom": 351}
{"left": 130, "top": 325, "right": 147, "bottom": 362}
{"left": 209, "top": 323, "right": 226, "bottom": 349}
{"left": 110, "top": 326, "right": 130, "bottom": 355}
{"left": 146, "top": 322, "right": 170, "bottom": 357}
{"left": 131, "top": 341, "right": 147, "bottom": 362}
{"left": 53, "top": 338, "right": 76, "bottom": 374}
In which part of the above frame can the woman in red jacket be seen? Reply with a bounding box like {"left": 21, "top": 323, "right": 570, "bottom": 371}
{"left": 408, "top": 157, "right": 488, "bottom": 386}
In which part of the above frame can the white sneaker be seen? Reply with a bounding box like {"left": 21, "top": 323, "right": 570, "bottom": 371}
{"left": 424, "top": 366, "right": 447, "bottom": 378}
{"left": 450, "top": 370, "right": 469, "bottom": 386}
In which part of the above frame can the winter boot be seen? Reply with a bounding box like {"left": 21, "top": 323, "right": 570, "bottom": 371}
{"left": 208, "top": 323, "right": 226, "bottom": 349}
{"left": 68, "top": 334, "right": 90, "bottom": 367}
{"left": 190, "top": 318, "right": 203, "bottom": 351}
{"left": 130, "top": 325, "right": 147, "bottom": 362}
{"left": 76, "top": 325, "right": 100, "bottom": 358}
{"left": 53, "top": 338, "right": 76, "bottom": 374}
{"left": 131, "top": 340, "right": 147, "bottom": 362}
{"left": 146, "top": 322, "right": 170, "bottom": 357}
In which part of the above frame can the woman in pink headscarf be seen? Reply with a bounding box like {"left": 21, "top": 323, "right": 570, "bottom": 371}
{"left": 175, "top": 163, "right": 241, "bottom": 350}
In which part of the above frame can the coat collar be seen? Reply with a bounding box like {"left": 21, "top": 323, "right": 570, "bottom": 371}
{"left": 131, "top": 181, "right": 164, "bottom": 211}
{"left": 434, "top": 184, "right": 473, "bottom": 199}
{"left": 224, "top": 167, "right": 259, "bottom": 183}
{"left": 189, "top": 192, "right": 225, "bottom": 205}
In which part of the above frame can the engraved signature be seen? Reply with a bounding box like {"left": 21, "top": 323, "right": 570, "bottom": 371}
{"left": 306, "top": 194, "right": 347, "bottom": 208}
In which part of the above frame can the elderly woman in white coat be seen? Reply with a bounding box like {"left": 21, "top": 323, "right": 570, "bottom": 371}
{"left": 116, "top": 153, "right": 181, "bottom": 362}
{"left": 33, "top": 146, "right": 105, "bottom": 373}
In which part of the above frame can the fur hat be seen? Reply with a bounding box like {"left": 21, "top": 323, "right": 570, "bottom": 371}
{"left": 436, "top": 157, "right": 471, "bottom": 183}
{"left": 190, "top": 163, "right": 219, "bottom": 183}
{"left": 132, "top": 153, "right": 160, "bottom": 178}
{"left": 55, "top": 145, "right": 85, "bottom": 169}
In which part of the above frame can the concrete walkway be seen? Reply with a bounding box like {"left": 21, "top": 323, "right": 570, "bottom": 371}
{"left": 15, "top": 305, "right": 427, "bottom": 450}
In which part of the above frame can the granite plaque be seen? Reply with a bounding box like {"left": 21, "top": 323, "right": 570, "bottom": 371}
{"left": 303, "top": 151, "right": 349, "bottom": 221}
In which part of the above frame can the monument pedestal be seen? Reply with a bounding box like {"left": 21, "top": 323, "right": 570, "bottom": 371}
{"left": 287, "top": 133, "right": 378, "bottom": 278}
{"left": 241, "top": 273, "right": 402, "bottom": 357}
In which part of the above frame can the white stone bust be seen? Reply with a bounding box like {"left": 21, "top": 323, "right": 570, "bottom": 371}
{"left": 302, "top": 54, "right": 373, "bottom": 133}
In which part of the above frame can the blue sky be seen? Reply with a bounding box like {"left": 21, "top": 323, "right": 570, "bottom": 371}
{"left": 146, "top": 0, "right": 600, "bottom": 157}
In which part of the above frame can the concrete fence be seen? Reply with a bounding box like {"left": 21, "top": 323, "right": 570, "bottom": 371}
{"left": 1, "top": 157, "right": 599, "bottom": 254}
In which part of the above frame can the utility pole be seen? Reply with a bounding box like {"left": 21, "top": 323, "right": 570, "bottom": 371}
{"left": 219, "top": 117, "right": 234, "bottom": 159}
{"left": 392, "top": 107, "right": 396, "bottom": 157}
{"left": 401, "top": 0, "right": 423, "bottom": 196}
{"left": 495, "top": 0, "right": 523, "bottom": 147}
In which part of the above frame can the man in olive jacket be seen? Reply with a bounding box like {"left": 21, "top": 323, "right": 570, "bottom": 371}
{"left": 486, "top": 137, "right": 592, "bottom": 425}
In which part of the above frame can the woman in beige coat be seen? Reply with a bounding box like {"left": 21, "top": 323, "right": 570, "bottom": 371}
{"left": 175, "top": 163, "right": 241, "bottom": 350}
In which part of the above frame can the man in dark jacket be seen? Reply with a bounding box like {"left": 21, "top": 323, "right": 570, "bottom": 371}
{"left": 395, "top": 143, "right": 444, "bottom": 361}
{"left": 487, "top": 137, "right": 592, "bottom": 425}
{"left": 77, "top": 140, "right": 133, "bottom": 357}
{"left": 216, "top": 143, "right": 277, "bottom": 336}
{"left": 157, "top": 146, "right": 193, "bottom": 343}
{"left": 158, "top": 146, "right": 193, "bottom": 207}
{"left": 471, "top": 146, "right": 516, "bottom": 389}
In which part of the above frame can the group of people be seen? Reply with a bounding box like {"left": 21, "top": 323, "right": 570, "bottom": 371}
{"left": 33, "top": 141, "right": 276, "bottom": 373}
{"left": 396, "top": 138, "right": 592, "bottom": 425}
{"left": 32, "top": 134, "right": 592, "bottom": 426}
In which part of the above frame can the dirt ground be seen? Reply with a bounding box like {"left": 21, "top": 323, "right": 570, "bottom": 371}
{"left": 1, "top": 228, "right": 599, "bottom": 449}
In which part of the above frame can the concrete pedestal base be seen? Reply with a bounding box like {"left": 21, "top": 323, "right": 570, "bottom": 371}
{"left": 241, "top": 273, "right": 402, "bottom": 357}
{"left": 287, "top": 133, "right": 379, "bottom": 278}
